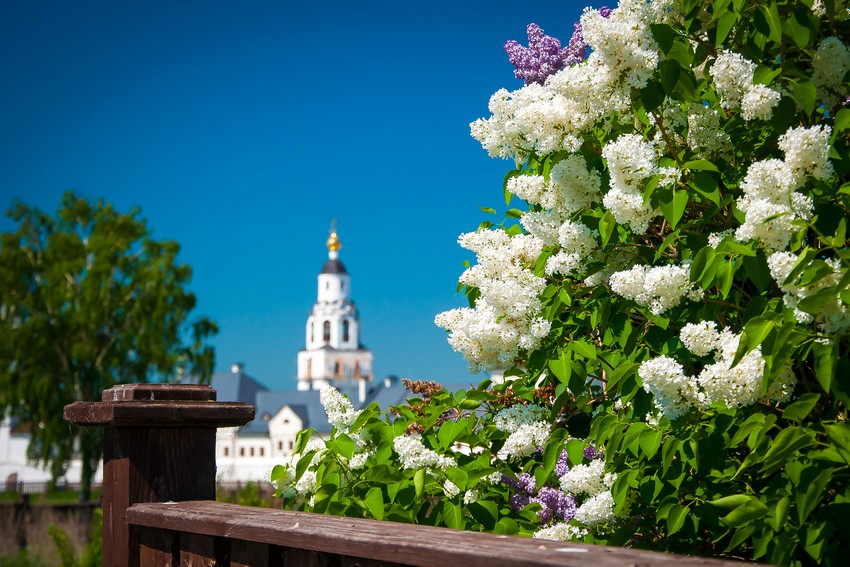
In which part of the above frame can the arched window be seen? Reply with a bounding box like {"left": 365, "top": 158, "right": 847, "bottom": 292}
{"left": 343, "top": 320, "right": 350, "bottom": 342}
{"left": 323, "top": 321, "right": 331, "bottom": 342}
{"left": 306, "top": 359, "right": 312, "bottom": 378}
{"left": 310, "top": 321, "right": 314, "bottom": 343}
{"left": 334, "top": 360, "right": 341, "bottom": 377}
{"left": 354, "top": 360, "right": 360, "bottom": 378}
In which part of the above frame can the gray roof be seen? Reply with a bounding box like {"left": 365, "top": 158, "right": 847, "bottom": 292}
{"left": 210, "top": 370, "right": 268, "bottom": 404}
{"left": 229, "top": 377, "right": 479, "bottom": 436}
{"left": 321, "top": 258, "right": 347, "bottom": 274}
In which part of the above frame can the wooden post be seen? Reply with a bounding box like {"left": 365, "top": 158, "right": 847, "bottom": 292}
{"left": 64, "top": 384, "right": 254, "bottom": 567}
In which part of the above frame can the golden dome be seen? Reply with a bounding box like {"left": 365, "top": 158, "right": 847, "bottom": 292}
{"left": 327, "top": 231, "right": 341, "bottom": 252}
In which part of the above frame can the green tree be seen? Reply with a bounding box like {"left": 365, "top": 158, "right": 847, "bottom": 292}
{"left": 0, "top": 192, "right": 216, "bottom": 499}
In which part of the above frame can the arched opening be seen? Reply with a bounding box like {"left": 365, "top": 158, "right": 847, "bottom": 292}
{"left": 343, "top": 320, "right": 350, "bottom": 343}
{"left": 310, "top": 321, "right": 314, "bottom": 343}
{"left": 354, "top": 360, "right": 360, "bottom": 378}
{"left": 334, "top": 360, "right": 342, "bottom": 378}
{"left": 323, "top": 321, "right": 331, "bottom": 342}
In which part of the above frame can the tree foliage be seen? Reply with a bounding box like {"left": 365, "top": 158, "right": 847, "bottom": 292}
{"left": 0, "top": 192, "right": 216, "bottom": 497}
{"left": 274, "top": 1, "right": 850, "bottom": 564}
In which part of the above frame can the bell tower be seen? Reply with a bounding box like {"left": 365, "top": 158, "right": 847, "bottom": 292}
{"left": 297, "top": 222, "right": 373, "bottom": 392}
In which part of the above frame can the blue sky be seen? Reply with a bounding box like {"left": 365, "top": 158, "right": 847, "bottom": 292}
{"left": 0, "top": 0, "right": 588, "bottom": 390}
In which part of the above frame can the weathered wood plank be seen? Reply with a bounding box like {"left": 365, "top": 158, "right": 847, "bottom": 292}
{"left": 127, "top": 501, "right": 745, "bottom": 567}
{"left": 138, "top": 527, "right": 175, "bottom": 566}
{"left": 102, "top": 384, "right": 217, "bottom": 402}
{"left": 179, "top": 532, "right": 216, "bottom": 566}
{"left": 64, "top": 400, "right": 255, "bottom": 427}
{"left": 232, "top": 539, "right": 269, "bottom": 567}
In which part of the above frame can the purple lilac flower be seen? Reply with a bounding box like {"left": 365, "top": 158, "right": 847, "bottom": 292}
{"left": 583, "top": 444, "right": 604, "bottom": 460}
{"left": 509, "top": 493, "right": 532, "bottom": 512}
{"left": 504, "top": 23, "right": 570, "bottom": 85}
{"left": 555, "top": 449, "right": 570, "bottom": 478}
{"left": 534, "top": 487, "right": 577, "bottom": 523}
{"left": 504, "top": 9, "right": 611, "bottom": 86}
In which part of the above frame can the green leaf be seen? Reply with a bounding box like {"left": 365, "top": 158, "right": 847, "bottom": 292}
{"left": 797, "top": 288, "right": 837, "bottom": 315}
{"left": 782, "top": 393, "right": 820, "bottom": 424}
{"left": 414, "top": 469, "right": 425, "bottom": 498}
{"left": 710, "top": 494, "right": 753, "bottom": 509}
{"left": 715, "top": 11, "right": 737, "bottom": 46}
{"left": 442, "top": 501, "right": 464, "bottom": 530}
{"left": 743, "top": 316, "right": 775, "bottom": 351}
{"left": 790, "top": 79, "right": 817, "bottom": 116}
{"left": 682, "top": 159, "right": 720, "bottom": 172}
{"left": 667, "top": 504, "right": 689, "bottom": 535}
{"left": 658, "top": 188, "right": 688, "bottom": 228}
{"left": 690, "top": 246, "right": 717, "bottom": 284}
{"left": 770, "top": 496, "right": 791, "bottom": 531}
{"left": 639, "top": 428, "right": 663, "bottom": 459}
{"left": 720, "top": 497, "right": 769, "bottom": 528}
{"left": 599, "top": 211, "right": 616, "bottom": 246}
{"left": 570, "top": 339, "right": 597, "bottom": 360}
{"left": 641, "top": 80, "right": 666, "bottom": 112}
{"left": 824, "top": 423, "right": 850, "bottom": 462}
{"left": 659, "top": 59, "right": 681, "bottom": 94}
{"left": 754, "top": 3, "right": 782, "bottom": 43}
{"left": 330, "top": 433, "right": 355, "bottom": 459}
{"left": 834, "top": 108, "right": 850, "bottom": 134}
{"left": 812, "top": 339, "right": 837, "bottom": 393}
{"left": 796, "top": 468, "right": 833, "bottom": 524}
{"left": 548, "top": 351, "right": 572, "bottom": 386}
{"left": 364, "top": 487, "right": 384, "bottom": 520}
{"left": 760, "top": 427, "right": 815, "bottom": 474}
{"left": 467, "top": 501, "right": 498, "bottom": 531}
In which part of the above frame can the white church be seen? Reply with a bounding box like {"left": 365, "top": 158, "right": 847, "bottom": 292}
{"left": 212, "top": 226, "right": 413, "bottom": 482}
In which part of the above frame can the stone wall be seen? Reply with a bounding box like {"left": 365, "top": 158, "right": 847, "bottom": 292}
{"left": 0, "top": 497, "right": 97, "bottom": 565}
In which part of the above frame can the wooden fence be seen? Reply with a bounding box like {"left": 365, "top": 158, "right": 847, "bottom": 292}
{"left": 65, "top": 384, "right": 746, "bottom": 567}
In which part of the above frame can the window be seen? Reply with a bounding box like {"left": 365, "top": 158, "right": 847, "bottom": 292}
{"left": 288, "top": 440, "right": 294, "bottom": 450}
{"left": 334, "top": 360, "right": 341, "bottom": 377}
{"left": 323, "top": 321, "right": 331, "bottom": 342}
{"left": 259, "top": 447, "right": 265, "bottom": 457}
{"left": 354, "top": 361, "right": 360, "bottom": 378}
{"left": 310, "top": 321, "right": 314, "bottom": 343}
{"left": 343, "top": 320, "right": 350, "bottom": 342}
{"left": 250, "top": 447, "right": 255, "bottom": 457}
{"left": 240, "top": 447, "right": 245, "bottom": 457}
{"left": 223, "top": 447, "right": 229, "bottom": 457}
{"left": 278, "top": 441, "right": 283, "bottom": 451}
{"left": 306, "top": 359, "right": 312, "bottom": 378}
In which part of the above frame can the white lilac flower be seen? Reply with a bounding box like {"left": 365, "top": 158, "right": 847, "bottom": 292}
{"left": 734, "top": 148, "right": 820, "bottom": 251}
{"left": 443, "top": 479, "right": 460, "bottom": 498}
{"left": 812, "top": 37, "right": 850, "bottom": 104}
{"left": 392, "top": 435, "right": 455, "bottom": 472}
{"left": 768, "top": 251, "right": 850, "bottom": 332}
{"left": 710, "top": 50, "right": 781, "bottom": 121}
{"left": 544, "top": 220, "right": 599, "bottom": 276}
{"left": 320, "top": 386, "right": 361, "bottom": 430}
{"left": 558, "top": 459, "right": 615, "bottom": 496}
{"left": 687, "top": 104, "right": 731, "bottom": 156}
{"left": 501, "top": 421, "right": 552, "bottom": 458}
{"left": 638, "top": 356, "right": 700, "bottom": 419}
{"left": 435, "top": 229, "right": 550, "bottom": 371}
{"left": 777, "top": 125, "right": 834, "bottom": 183}
{"left": 534, "top": 522, "right": 587, "bottom": 541}
{"left": 507, "top": 174, "right": 548, "bottom": 205}
{"left": 549, "top": 154, "right": 603, "bottom": 213}
{"left": 679, "top": 320, "right": 721, "bottom": 357}
{"left": 534, "top": 522, "right": 588, "bottom": 542}
{"left": 741, "top": 84, "right": 781, "bottom": 121}
{"left": 574, "top": 491, "right": 616, "bottom": 525}
{"left": 601, "top": 134, "right": 670, "bottom": 234}
{"left": 463, "top": 489, "right": 480, "bottom": 505}
{"left": 347, "top": 449, "right": 374, "bottom": 470}
{"left": 609, "top": 263, "right": 700, "bottom": 314}
{"left": 711, "top": 50, "right": 757, "bottom": 108}
{"left": 493, "top": 404, "right": 549, "bottom": 430}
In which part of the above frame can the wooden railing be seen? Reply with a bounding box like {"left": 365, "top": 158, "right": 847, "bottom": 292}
{"left": 65, "top": 385, "right": 744, "bottom": 567}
